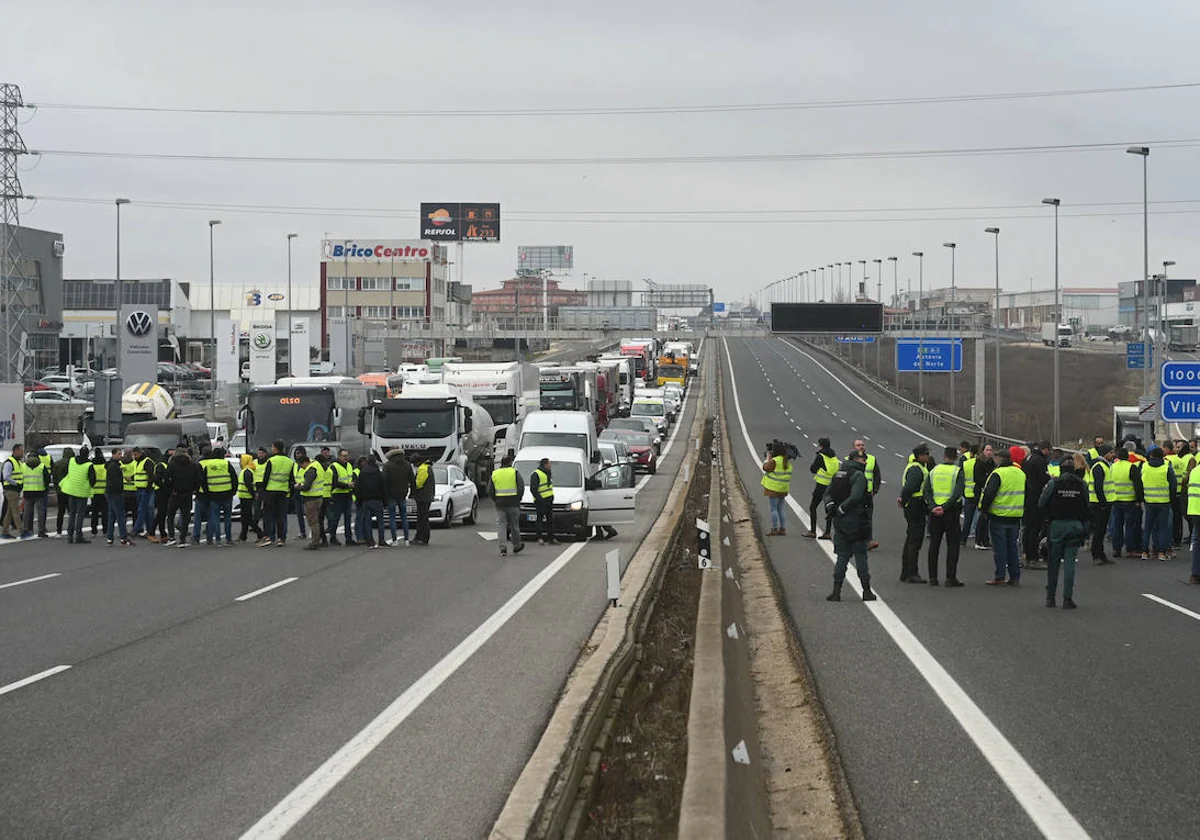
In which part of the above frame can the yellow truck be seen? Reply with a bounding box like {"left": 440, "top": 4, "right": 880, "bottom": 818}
{"left": 656, "top": 352, "right": 689, "bottom": 388}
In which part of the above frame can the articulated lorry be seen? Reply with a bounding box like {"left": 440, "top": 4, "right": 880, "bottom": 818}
{"left": 359, "top": 384, "right": 495, "bottom": 489}
{"left": 1041, "top": 322, "right": 1073, "bottom": 348}
{"left": 1168, "top": 325, "right": 1199, "bottom": 352}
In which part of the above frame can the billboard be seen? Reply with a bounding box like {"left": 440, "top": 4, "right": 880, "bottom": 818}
{"left": 290, "top": 318, "right": 311, "bottom": 378}
{"left": 419, "top": 203, "right": 501, "bottom": 242}
{"left": 770, "top": 302, "right": 883, "bottom": 334}
{"left": 518, "top": 245, "right": 574, "bottom": 273}
{"left": 322, "top": 240, "right": 434, "bottom": 262}
{"left": 248, "top": 322, "right": 276, "bottom": 384}
{"left": 119, "top": 305, "right": 159, "bottom": 386}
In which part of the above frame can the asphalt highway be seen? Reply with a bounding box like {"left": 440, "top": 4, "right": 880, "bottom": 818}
{"left": 0, "top": 361, "right": 700, "bottom": 840}
{"left": 719, "top": 328, "right": 1200, "bottom": 840}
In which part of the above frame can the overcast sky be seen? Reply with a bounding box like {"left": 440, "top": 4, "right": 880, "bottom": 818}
{"left": 9, "top": 0, "right": 1200, "bottom": 310}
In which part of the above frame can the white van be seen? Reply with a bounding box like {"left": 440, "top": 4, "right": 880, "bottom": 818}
{"left": 630, "top": 397, "right": 669, "bottom": 434}
{"left": 513, "top": 445, "right": 637, "bottom": 541}
{"left": 517, "top": 410, "right": 600, "bottom": 464}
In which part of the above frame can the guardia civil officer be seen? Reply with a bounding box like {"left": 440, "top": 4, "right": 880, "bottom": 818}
{"left": 1039, "top": 459, "right": 1090, "bottom": 609}
{"left": 897, "top": 444, "right": 933, "bottom": 583}
{"left": 823, "top": 448, "right": 877, "bottom": 603}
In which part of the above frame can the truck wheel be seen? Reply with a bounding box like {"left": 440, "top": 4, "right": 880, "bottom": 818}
{"left": 464, "top": 498, "right": 477, "bottom": 525}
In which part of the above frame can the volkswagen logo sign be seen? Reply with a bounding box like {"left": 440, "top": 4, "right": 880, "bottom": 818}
{"left": 126, "top": 310, "right": 154, "bottom": 337}
{"left": 253, "top": 331, "right": 274, "bottom": 351}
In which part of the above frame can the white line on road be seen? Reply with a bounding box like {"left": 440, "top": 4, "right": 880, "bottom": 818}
{"left": 0, "top": 572, "right": 61, "bottom": 590}
{"left": 235, "top": 577, "right": 299, "bottom": 602}
{"left": 0, "top": 665, "right": 71, "bottom": 697}
{"left": 1143, "top": 593, "right": 1200, "bottom": 622}
{"left": 239, "top": 542, "right": 587, "bottom": 840}
{"left": 721, "top": 336, "right": 1090, "bottom": 840}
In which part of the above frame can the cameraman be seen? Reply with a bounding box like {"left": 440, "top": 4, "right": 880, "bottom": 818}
{"left": 761, "top": 440, "right": 794, "bottom": 536}
{"left": 823, "top": 448, "right": 877, "bottom": 603}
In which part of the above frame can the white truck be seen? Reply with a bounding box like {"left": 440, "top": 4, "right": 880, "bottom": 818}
{"left": 1041, "top": 322, "right": 1073, "bottom": 347}
{"left": 358, "top": 383, "right": 496, "bottom": 489}
{"left": 79, "top": 382, "right": 177, "bottom": 443}
{"left": 443, "top": 361, "right": 525, "bottom": 468}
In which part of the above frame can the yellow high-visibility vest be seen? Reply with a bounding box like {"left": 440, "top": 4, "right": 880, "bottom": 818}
{"left": 989, "top": 465, "right": 1026, "bottom": 518}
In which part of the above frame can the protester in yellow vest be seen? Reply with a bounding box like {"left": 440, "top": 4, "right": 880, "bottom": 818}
{"left": 898, "top": 444, "right": 933, "bottom": 584}
{"left": 20, "top": 451, "right": 49, "bottom": 539}
{"left": 1, "top": 442, "right": 25, "bottom": 539}
{"left": 761, "top": 440, "right": 793, "bottom": 537}
{"left": 979, "top": 449, "right": 1026, "bottom": 585}
{"left": 1133, "top": 446, "right": 1177, "bottom": 561}
{"left": 805, "top": 437, "right": 839, "bottom": 540}
{"left": 922, "top": 446, "right": 966, "bottom": 586}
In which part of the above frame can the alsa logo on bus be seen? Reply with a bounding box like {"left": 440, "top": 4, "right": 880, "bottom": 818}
{"left": 325, "top": 242, "right": 431, "bottom": 260}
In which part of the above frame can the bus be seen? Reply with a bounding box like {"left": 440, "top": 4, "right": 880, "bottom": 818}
{"left": 239, "top": 376, "right": 371, "bottom": 458}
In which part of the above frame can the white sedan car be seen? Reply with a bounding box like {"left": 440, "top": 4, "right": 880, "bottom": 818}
{"left": 407, "top": 463, "right": 479, "bottom": 526}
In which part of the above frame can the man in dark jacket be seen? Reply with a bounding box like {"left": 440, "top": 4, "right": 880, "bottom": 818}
{"left": 922, "top": 446, "right": 966, "bottom": 586}
{"left": 823, "top": 449, "right": 876, "bottom": 602}
{"left": 1133, "top": 445, "right": 1177, "bottom": 561}
{"left": 1023, "top": 441, "right": 1052, "bottom": 570}
{"left": 354, "top": 457, "right": 387, "bottom": 547}
{"left": 528, "top": 458, "right": 556, "bottom": 545}
{"left": 898, "top": 444, "right": 933, "bottom": 584}
{"left": 1039, "top": 461, "right": 1090, "bottom": 609}
{"left": 383, "top": 449, "right": 414, "bottom": 546}
{"left": 488, "top": 454, "right": 525, "bottom": 556}
{"left": 164, "top": 450, "right": 201, "bottom": 546}
{"left": 104, "top": 448, "right": 133, "bottom": 545}
{"left": 63, "top": 447, "right": 96, "bottom": 544}
{"left": 805, "top": 438, "right": 839, "bottom": 540}
{"left": 1089, "top": 445, "right": 1117, "bottom": 564}
{"left": 411, "top": 458, "right": 436, "bottom": 545}
{"left": 53, "top": 447, "right": 74, "bottom": 536}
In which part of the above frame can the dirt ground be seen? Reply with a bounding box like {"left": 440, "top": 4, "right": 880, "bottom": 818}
{"left": 824, "top": 336, "right": 1141, "bottom": 445}
{"left": 581, "top": 419, "right": 713, "bottom": 839}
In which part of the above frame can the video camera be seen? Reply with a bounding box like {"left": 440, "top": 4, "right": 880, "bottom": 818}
{"left": 764, "top": 439, "right": 801, "bottom": 460}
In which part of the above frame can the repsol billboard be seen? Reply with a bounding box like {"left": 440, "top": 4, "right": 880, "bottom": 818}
{"left": 770, "top": 302, "right": 883, "bottom": 334}
{"left": 419, "top": 203, "right": 501, "bottom": 242}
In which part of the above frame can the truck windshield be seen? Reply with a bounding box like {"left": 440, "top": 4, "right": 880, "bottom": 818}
{"left": 539, "top": 385, "right": 577, "bottom": 410}
{"left": 375, "top": 407, "right": 455, "bottom": 438}
{"left": 247, "top": 390, "right": 335, "bottom": 451}
{"left": 520, "top": 432, "right": 586, "bottom": 451}
{"left": 473, "top": 395, "right": 516, "bottom": 425}
{"left": 515, "top": 459, "right": 583, "bottom": 488}
{"left": 659, "top": 364, "right": 685, "bottom": 379}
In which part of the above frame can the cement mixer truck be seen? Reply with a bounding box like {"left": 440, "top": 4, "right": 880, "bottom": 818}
{"left": 79, "top": 382, "right": 178, "bottom": 444}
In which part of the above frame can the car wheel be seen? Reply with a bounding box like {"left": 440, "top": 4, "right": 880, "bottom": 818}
{"left": 464, "top": 497, "right": 477, "bottom": 525}
{"left": 649, "top": 460, "right": 657, "bottom": 475}
{"left": 442, "top": 501, "right": 454, "bottom": 528}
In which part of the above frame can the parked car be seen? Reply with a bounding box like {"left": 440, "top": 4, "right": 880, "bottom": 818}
{"left": 405, "top": 463, "right": 479, "bottom": 526}
{"left": 23, "top": 380, "right": 53, "bottom": 392}
{"left": 25, "top": 389, "right": 87, "bottom": 405}
{"left": 600, "top": 429, "right": 658, "bottom": 473}
{"left": 41, "top": 374, "right": 82, "bottom": 396}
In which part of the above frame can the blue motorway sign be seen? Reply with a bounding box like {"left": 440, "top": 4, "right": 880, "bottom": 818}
{"left": 836, "top": 335, "right": 877, "bottom": 344}
{"left": 896, "top": 338, "right": 962, "bottom": 372}
{"left": 712, "top": 302, "right": 726, "bottom": 313}
{"left": 1127, "top": 342, "right": 1152, "bottom": 370}
{"left": 1161, "top": 361, "right": 1200, "bottom": 391}
{"left": 1160, "top": 392, "right": 1200, "bottom": 423}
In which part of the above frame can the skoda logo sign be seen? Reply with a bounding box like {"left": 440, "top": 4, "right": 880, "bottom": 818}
{"left": 253, "top": 331, "right": 273, "bottom": 351}
{"left": 125, "top": 311, "right": 154, "bottom": 337}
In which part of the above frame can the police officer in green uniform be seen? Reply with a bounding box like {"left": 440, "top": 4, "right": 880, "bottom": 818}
{"left": 823, "top": 448, "right": 877, "bottom": 603}
{"left": 1039, "top": 460, "right": 1090, "bottom": 608}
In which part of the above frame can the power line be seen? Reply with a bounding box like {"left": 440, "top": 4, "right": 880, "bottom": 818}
{"left": 29, "top": 137, "right": 1200, "bottom": 167}
{"left": 24, "top": 82, "right": 1200, "bottom": 118}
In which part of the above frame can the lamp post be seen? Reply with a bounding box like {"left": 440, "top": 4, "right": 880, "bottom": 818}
{"left": 1042, "top": 198, "right": 1061, "bottom": 444}
{"left": 827, "top": 264, "right": 834, "bottom": 300}
{"left": 943, "top": 242, "right": 957, "bottom": 414}
{"left": 1162, "top": 260, "right": 1175, "bottom": 356}
{"left": 857, "top": 259, "right": 867, "bottom": 300}
{"left": 286, "top": 233, "right": 297, "bottom": 374}
{"left": 114, "top": 199, "right": 130, "bottom": 372}
{"left": 887, "top": 256, "right": 898, "bottom": 316}
{"left": 985, "top": 228, "right": 1001, "bottom": 433}
{"left": 1127, "top": 146, "right": 1151, "bottom": 433}
{"left": 208, "top": 220, "right": 222, "bottom": 416}
{"left": 873, "top": 259, "right": 883, "bottom": 377}
{"left": 912, "top": 251, "right": 925, "bottom": 403}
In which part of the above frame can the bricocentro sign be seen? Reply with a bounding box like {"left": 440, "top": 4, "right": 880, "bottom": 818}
{"left": 322, "top": 240, "right": 434, "bottom": 261}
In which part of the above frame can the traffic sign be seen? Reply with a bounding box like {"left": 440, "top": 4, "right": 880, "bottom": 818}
{"left": 1159, "top": 392, "right": 1200, "bottom": 423}
{"left": 1127, "top": 342, "right": 1149, "bottom": 370}
{"left": 836, "top": 336, "right": 876, "bottom": 344}
{"left": 1138, "top": 396, "right": 1158, "bottom": 422}
{"left": 896, "top": 338, "right": 962, "bottom": 373}
{"left": 1161, "top": 361, "right": 1200, "bottom": 391}
{"left": 712, "top": 302, "right": 726, "bottom": 313}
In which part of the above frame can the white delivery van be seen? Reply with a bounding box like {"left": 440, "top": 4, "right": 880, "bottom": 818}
{"left": 513, "top": 445, "right": 637, "bottom": 541}
{"left": 630, "top": 397, "right": 669, "bottom": 434}
{"left": 517, "top": 410, "right": 600, "bottom": 464}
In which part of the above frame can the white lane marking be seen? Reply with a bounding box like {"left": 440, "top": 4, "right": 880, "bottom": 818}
{"left": 721, "top": 336, "right": 1091, "bottom": 840}
{"left": 773, "top": 339, "right": 945, "bottom": 447}
{"left": 235, "top": 577, "right": 299, "bottom": 602}
{"left": 0, "top": 572, "right": 61, "bottom": 590}
{"left": 1143, "top": 593, "right": 1200, "bottom": 622}
{"left": 0, "top": 665, "right": 71, "bottom": 697}
{"left": 239, "top": 542, "right": 588, "bottom": 840}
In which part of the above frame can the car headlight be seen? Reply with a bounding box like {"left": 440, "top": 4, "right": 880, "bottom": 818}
{"left": 569, "top": 500, "right": 583, "bottom": 511}
{"left": 433, "top": 493, "right": 444, "bottom": 503}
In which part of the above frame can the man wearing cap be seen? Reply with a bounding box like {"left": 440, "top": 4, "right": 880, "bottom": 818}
{"left": 923, "top": 446, "right": 966, "bottom": 586}
{"left": 980, "top": 448, "right": 1025, "bottom": 585}
{"left": 1022, "top": 441, "right": 1052, "bottom": 571}
{"left": 1087, "top": 444, "right": 1117, "bottom": 564}
{"left": 897, "top": 444, "right": 933, "bottom": 584}
{"left": 804, "top": 437, "right": 839, "bottom": 540}
{"left": 823, "top": 448, "right": 876, "bottom": 603}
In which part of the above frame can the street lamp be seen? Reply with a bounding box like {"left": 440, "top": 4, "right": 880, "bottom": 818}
{"left": 912, "top": 251, "right": 925, "bottom": 403}
{"left": 1042, "top": 198, "right": 1061, "bottom": 444}
{"left": 114, "top": 198, "right": 130, "bottom": 372}
{"left": 857, "top": 259, "right": 867, "bottom": 300}
{"left": 887, "top": 256, "right": 898, "bottom": 319}
{"left": 943, "top": 243, "right": 957, "bottom": 413}
{"left": 1128, "top": 145, "right": 1151, "bottom": 427}
{"left": 286, "top": 233, "right": 297, "bottom": 374}
{"left": 208, "top": 220, "right": 222, "bottom": 416}
{"left": 985, "top": 227, "right": 1001, "bottom": 432}
{"left": 873, "top": 259, "right": 883, "bottom": 376}
{"left": 1161, "top": 260, "right": 1175, "bottom": 358}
